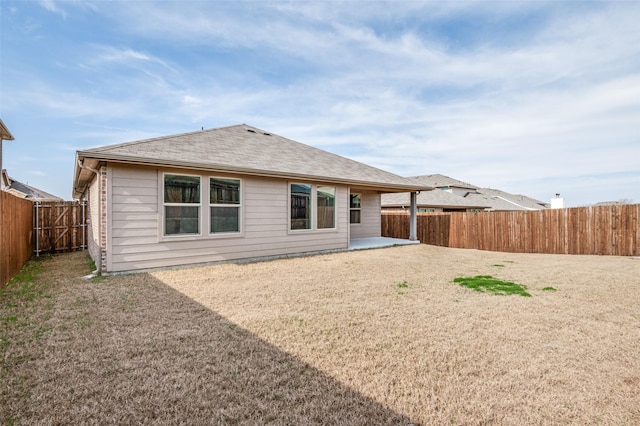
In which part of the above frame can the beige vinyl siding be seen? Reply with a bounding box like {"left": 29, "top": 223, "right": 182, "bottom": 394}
{"left": 107, "top": 165, "right": 348, "bottom": 272}
{"left": 349, "top": 190, "right": 381, "bottom": 239}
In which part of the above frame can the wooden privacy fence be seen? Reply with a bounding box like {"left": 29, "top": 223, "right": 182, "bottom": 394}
{"left": 1, "top": 191, "right": 34, "bottom": 288}
{"left": 34, "top": 201, "right": 87, "bottom": 256}
{"left": 382, "top": 204, "right": 640, "bottom": 256}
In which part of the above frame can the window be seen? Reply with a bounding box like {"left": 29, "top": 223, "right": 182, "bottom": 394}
{"left": 210, "top": 177, "right": 241, "bottom": 233}
{"left": 164, "top": 174, "right": 200, "bottom": 235}
{"left": 290, "top": 183, "right": 312, "bottom": 230}
{"left": 290, "top": 183, "right": 337, "bottom": 231}
{"left": 317, "top": 186, "right": 336, "bottom": 229}
{"left": 350, "top": 193, "right": 361, "bottom": 224}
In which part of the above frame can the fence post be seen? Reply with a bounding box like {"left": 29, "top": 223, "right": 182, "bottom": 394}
{"left": 34, "top": 201, "right": 40, "bottom": 257}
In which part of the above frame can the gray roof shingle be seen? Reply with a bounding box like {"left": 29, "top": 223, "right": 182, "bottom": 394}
{"left": 462, "top": 190, "right": 547, "bottom": 211}
{"left": 2, "top": 170, "right": 63, "bottom": 201}
{"left": 408, "top": 174, "right": 477, "bottom": 190}
{"left": 74, "top": 124, "right": 430, "bottom": 198}
{"left": 474, "top": 188, "right": 548, "bottom": 210}
{"left": 382, "top": 189, "right": 490, "bottom": 209}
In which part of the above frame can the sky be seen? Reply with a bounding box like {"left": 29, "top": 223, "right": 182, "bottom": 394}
{"left": 1, "top": 0, "right": 639, "bottom": 206}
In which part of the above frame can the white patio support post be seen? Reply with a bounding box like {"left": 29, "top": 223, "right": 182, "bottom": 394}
{"left": 409, "top": 191, "right": 417, "bottom": 241}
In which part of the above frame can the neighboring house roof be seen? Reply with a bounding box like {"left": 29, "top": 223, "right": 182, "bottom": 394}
{"left": 0, "top": 119, "right": 15, "bottom": 141}
{"left": 462, "top": 192, "right": 527, "bottom": 211}
{"left": 408, "top": 174, "right": 477, "bottom": 190}
{"left": 381, "top": 173, "right": 549, "bottom": 212}
{"left": 381, "top": 189, "right": 490, "bottom": 210}
{"left": 460, "top": 188, "right": 548, "bottom": 211}
{"left": 1, "top": 170, "right": 63, "bottom": 202}
{"left": 73, "top": 124, "right": 431, "bottom": 198}
{"left": 593, "top": 201, "right": 626, "bottom": 206}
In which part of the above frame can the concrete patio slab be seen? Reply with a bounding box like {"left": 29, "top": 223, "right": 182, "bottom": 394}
{"left": 349, "top": 237, "right": 420, "bottom": 250}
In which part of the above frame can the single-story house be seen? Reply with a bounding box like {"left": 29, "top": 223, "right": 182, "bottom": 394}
{"left": 72, "top": 124, "right": 430, "bottom": 273}
{"left": 1, "top": 170, "right": 64, "bottom": 202}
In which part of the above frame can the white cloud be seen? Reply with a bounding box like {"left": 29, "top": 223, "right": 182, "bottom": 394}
{"left": 87, "top": 46, "right": 173, "bottom": 70}
{"left": 5, "top": 1, "right": 640, "bottom": 204}
{"left": 39, "top": 0, "right": 67, "bottom": 18}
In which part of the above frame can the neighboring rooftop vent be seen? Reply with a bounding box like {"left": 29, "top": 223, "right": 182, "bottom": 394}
{"left": 246, "top": 129, "right": 256, "bottom": 133}
{"left": 263, "top": 132, "right": 271, "bottom": 136}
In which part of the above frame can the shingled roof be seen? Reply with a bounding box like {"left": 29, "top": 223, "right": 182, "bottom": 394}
{"left": 408, "top": 174, "right": 477, "bottom": 190}
{"left": 2, "top": 170, "right": 63, "bottom": 201}
{"left": 74, "top": 124, "right": 430, "bottom": 198}
{"left": 382, "top": 189, "right": 490, "bottom": 210}
{"left": 472, "top": 188, "right": 549, "bottom": 211}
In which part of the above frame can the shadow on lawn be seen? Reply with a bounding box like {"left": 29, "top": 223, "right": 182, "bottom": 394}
{"left": 4, "top": 254, "right": 412, "bottom": 425}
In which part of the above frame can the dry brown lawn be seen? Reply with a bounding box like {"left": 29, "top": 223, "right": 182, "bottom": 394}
{"left": 1, "top": 245, "right": 639, "bottom": 425}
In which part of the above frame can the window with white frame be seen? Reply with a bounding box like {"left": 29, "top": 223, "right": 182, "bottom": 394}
{"left": 290, "top": 183, "right": 312, "bottom": 230}
{"left": 164, "top": 174, "right": 200, "bottom": 235}
{"left": 317, "top": 186, "right": 336, "bottom": 229}
{"left": 210, "top": 177, "right": 241, "bottom": 233}
{"left": 349, "top": 193, "right": 361, "bottom": 224}
{"left": 290, "top": 183, "right": 337, "bottom": 231}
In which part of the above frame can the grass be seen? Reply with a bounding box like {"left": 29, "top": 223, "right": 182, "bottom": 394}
{"left": 542, "top": 286, "right": 557, "bottom": 291}
{"left": 396, "top": 280, "right": 413, "bottom": 295}
{"left": 1, "top": 258, "right": 50, "bottom": 389}
{"left": 453, "top": 275, "right": 532, "bottom": 297}
{"left": 1, "top": 253, "right": 92, "bottom": 399}
{"left": 1, "top": 247, "right": 639, "bottom": 425}
{"left": 3, "top": 257, "right": 48, "bottom": 302}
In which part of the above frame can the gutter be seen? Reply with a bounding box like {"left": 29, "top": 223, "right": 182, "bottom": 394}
{"left": 74, "top": 158, "right": 100, "bottom": 199}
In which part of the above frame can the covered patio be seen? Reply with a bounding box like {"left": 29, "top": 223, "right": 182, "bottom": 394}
{"left": 349, "top": 237, "right": 420, "bottom": 251}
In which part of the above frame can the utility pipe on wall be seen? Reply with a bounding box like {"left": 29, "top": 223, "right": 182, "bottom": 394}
{"left": 76, "top": 158, "right": 101, "bottom": 262}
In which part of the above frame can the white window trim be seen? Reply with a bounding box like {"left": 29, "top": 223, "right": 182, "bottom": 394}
{"left": 161, "top": 172, "right": 202, "bottom": 238}
{"left": 350, "top": 192, "right": 362, "bottom": 225}
{"left": 209, "top": 176, "right": 243, "bottom": 236}
{"left": 316, "top": 185, "right": 337, "bottom": 231}
{"left": 289, "top": 182, "right": 313, "bottom": 233}
{"left": 288, "top": 182, "right": 338, "bottom": 233}
{"left": 159, "top": 171, "right": 245, "bottom": 241}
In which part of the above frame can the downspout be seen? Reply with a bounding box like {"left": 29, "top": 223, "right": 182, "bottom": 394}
{"left": 409, "top": 191, "right": 418, "bottom": 241}
{"left": 76, "top": 159, "right": 101, "bottom": 265}
{"left": 81, "top": 199, "right": 86, "bottom": 250}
